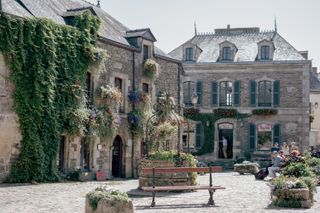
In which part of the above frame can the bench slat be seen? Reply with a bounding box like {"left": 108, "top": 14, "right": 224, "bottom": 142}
{"left": 141, "top": 166, "right": 223, "bottom": 174}
{"left": 142, "top": 185, "right": 226, "bottom": 192}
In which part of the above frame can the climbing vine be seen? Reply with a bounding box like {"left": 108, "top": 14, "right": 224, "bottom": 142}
{"left": 184, "top": 108, "right": 249, "bottom": 155}
{"left": 0, "top": 12, "right": 100, "bottom": 182}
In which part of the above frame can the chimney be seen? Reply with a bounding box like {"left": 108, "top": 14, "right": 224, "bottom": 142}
{"left": 227, "top": 24, "right": 230, "bottom": 29}
{"left": 312, "top": 67, "right": 318, "bottom": 77}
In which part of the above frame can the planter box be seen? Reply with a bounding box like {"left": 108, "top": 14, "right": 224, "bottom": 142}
{"left": 271, "top": 187, "right": 313, "bottom": 208}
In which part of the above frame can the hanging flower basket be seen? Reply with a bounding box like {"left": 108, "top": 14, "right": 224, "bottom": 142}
{"left": 99, "top": 85, "right": 122, "bottom": 105}
{"left": 128, "top": 90, "right": 139, "bottom": 104}
{"left": 143, "top": 59, "right": 158, "bottom": 80}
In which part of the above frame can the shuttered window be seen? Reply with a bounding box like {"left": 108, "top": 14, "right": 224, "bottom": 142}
{"left": 249, "top": 124, "right": 256, "bottom": 150}
{"left": 273, "top": 124, "right": 281, "bottom": 145}
{"left": 234, "top": 80, "right": 241, "bottom": 106}
{"left": 273, "top": 80, "right": 280, "bottom": 107}
{"left": 195, "top": 123, "right": 202, "bottom": 148}
{"left": 196, "top": 81, "right": 203, "bottom": 106}
{"left": 250, "top": 80, "right": 256, "bottom": 106}
{"left": 211, "top": 81, "right": 218, "bottom": 107}
{"left": 186, "top": 48, "right": 193, "bottom": 61}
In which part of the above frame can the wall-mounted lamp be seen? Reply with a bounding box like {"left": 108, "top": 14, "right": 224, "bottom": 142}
{"left": 315, "top": 102, "right": 318, "bottom": 109}
{"left": 206, "top": 120, "right": 210, "bottom": 127}
{"left": 97, "top": 144, "right": 102, "bottom": 151}
{"left": 240, "top": 118, "right": 244, "bottom": 128}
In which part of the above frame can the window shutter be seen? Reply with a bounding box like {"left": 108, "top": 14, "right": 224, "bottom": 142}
{"left": 196, "top": 81, "right": 203, "bottom": 106}
{"left": 273, "top": 124, "right": 281, "bottom": 145}
{"left": 250, "top": 80, "right": 256, "bottom": 106}
{"left": 195, "top": 123, "right": 202, "bottom": 148}
{"left": 211, "top": 81, "right": 218, "bottom": 107}
{"left": 234, "top": 80, "right": 241, "bottom": 106}
{"left": 249, "top": 124, "right": 256, "bottom": 150}
{"left": 273, "top": 80, "right": 280, "bottom": 107}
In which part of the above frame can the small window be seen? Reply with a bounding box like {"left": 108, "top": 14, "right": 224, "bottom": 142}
{"left": 222, "top": 47, "right": 231, "bottom": 61}
{"left": 142, "top": 83, "right": 149, "bottom": 93}
{"left": 219, "top": 81, "right": 233, "bottom": 106}
{"left": 257, "top": 124, "right": 272, "bottom": 151}
{"left": 185, "top": 48, "right": 193, "bottom": 61}
{"left": 115, "top": 77, "right": 122, "bottom": 91}
{"left": 86, "top": 72, "right": 92, "bottom": 102}
{"left": 182, "top": 135, "right": 187, "bottom": 147}
{"left": 261, "top": 46, "right": 270, "bottom": 60}
{"left": 143, "top": 45, "right": 149, "bottom": 61}
{"left": 258, "top": 80, "right": 272, "bottom": 107}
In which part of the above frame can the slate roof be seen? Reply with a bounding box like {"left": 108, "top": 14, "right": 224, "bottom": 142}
{"left": 169, "top": 29, "right": 306, "bottom": 62}
{"left": 310, "top": 71, "right": 320, "bottom": 92}
{"left": 0, "top": 0, "right": 172, "bottom": 60}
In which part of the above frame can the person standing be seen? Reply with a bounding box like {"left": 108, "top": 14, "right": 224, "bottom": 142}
{"left": 222, "top": 136, "right": 228, "bottom": 158}
{"left": 282, "top": 142, "right": 290, "bottom": 156}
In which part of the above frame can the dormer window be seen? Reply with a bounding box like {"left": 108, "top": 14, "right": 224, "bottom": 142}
{"left": 219, "top": 41, "right": 237, "bottom": 62}
{"left": 186, "top": 48, "right": 193, "bottom": 61}
{"left": 261, "top": 46, "right": 270, "bottom": 60}
{"left": 257, "top": 40, "right": 275, "bottom": 61}
{"left": 222, "top": 47, "right": 231, "bottom": 61}
{"left": 143, "top": 45, "right": 150, "bottom": 61}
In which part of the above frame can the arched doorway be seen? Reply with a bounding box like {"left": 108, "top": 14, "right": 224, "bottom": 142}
{"left": 218, "top": 123, "right": 234, "bottom": 159}
{"left": 112, "top": 135, "right": 123, "bottom": 178}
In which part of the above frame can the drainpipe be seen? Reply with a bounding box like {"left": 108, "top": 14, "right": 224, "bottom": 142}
{"left": 0, "top": 0, "right": 2, "bottom": 11}
{"left": 177, "top": 64, "right": 182, "bottom": 157}
{"left": 131, "top": 50, "right": 136, "bottom": 178}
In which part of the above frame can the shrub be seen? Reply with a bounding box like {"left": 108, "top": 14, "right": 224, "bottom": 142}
{"left": 86, "top": 186, "right": 130, "bottom": 211}
{"left": 66, "top": 169, "right": 81, "bottom": 181}
{"left": 281, "top": 162, "right": 314, "bottom": 178}
{"left": 273, "top": 199, "right": 302, "bottom": 208}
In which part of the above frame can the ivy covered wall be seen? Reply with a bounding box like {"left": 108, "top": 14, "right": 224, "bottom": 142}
{"left": 0, "top": 12, "right": 100, "bottom": 182}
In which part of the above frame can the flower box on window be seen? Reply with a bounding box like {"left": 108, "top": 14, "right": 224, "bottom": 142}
{"left": 252, "top": 108, "right": 277, "bottom": 116}
{"left": 213, "top": 108, "right": 238, "bottom": 117}
{"left": 143, "top": 59, "right": 158, "bottom": 80}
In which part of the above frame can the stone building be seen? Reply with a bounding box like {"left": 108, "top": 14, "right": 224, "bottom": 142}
{"left": 169, "top": 26, "right": 311, "bottom": 163}
{"left": 0, "top": 0, "right": 180, "bottom": 182}
{"left": 310, "top": 67, "right": 320, "bottom": 147}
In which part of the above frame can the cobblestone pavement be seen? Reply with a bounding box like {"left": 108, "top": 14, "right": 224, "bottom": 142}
{"left": 0, "top": 172, "right": 319, "bottom": 213}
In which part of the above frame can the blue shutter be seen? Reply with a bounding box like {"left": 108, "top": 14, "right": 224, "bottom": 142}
{"left": 273, "top": 124, "right": 281, "bottom": 145}
{"left": 250, "top": 80, "right": 256, "bottom": 106}
{"left": 196, "top": 81, "right": 203, "bottom": 106}
{"left": 195, "top": 123, "right": 202, "bottom": 147}
{"left": 234, "top": 80, "right": 241, "bottom": 106}
{"left": 211, "top": 81, "right": 218, "bottom": 107}
{"left": 249, "top": 124, "right": 256, "bottom": 150}
{"left": 273, "top": 80, "right": 280, "bottom": 107}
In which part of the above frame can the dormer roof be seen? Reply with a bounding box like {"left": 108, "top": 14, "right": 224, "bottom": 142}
{"left": 126, "top": 28, "right": 157, "bottom": 42}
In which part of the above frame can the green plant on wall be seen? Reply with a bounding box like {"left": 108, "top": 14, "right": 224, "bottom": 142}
{"left": 184, "top": 108, "right": 249, "bottom": 155}
{"left": 0, "top": 12, "right": 100, "bottom": 182}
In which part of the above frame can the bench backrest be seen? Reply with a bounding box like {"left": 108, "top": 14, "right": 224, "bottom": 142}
{"left": 141, "top": 166, "right": 223, "bottom": 174}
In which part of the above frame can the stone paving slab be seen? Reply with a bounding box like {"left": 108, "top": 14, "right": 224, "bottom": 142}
{"left": 0, "top": 172, "right": 319, "bottom": 213}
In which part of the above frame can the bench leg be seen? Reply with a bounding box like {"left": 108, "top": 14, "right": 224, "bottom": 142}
{"left": 208, "top": 190, "right": 215, "bottom": 205}
{"left": 151, "top": 191, "right": 156, "bottom": 207}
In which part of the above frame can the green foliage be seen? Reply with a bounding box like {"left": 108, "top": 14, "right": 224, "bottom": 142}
{"left": 184, "top": 110, "right": 249, "bottom": 155}
{"left": 252, "top": 108, "right": 277, "bottom": 116}
{"left": 271, "top": 176, "right": 307, "bottom": 190}
{"left": 66, "top": 169, "right": 81, "bottom": 181}
{"left": 87, "top": 186, "right": 130, "bottom": 210}
{"left": 213, "top": 108, "right": 238, "bottom": 117}
{"left": 273, "top": 199, "right": 302, "bottom": 208}
{"left": 282, "top": 162, "right": 314, "bottom": 178}
{"left": 0, "top": 12, "right": 100, "bottom": 182}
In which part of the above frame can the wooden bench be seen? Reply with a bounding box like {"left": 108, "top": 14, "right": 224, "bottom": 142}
{"left": 141, "top": 166, "right": 225, "bottom": 207}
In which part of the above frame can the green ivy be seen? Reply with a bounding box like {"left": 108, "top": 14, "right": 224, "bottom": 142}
{"left": 184, "top": 109, "right": 249, "bottom": 155}
{"left": 0, "top": 12, "right": 100, "bottom": 182}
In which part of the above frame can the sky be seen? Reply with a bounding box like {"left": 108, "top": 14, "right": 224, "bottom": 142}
{"left": 96, "top": 0, "right": 320, "bottom": 68}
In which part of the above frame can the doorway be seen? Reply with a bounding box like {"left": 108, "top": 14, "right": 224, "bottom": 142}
{"left": 112, "top": 135, "right": 123, "bottom": 178}
{"left": 58, "top": 136, "right": 65, "bottom": 172}
{"left": 80, "top": 138, "right": 90, "bottom": 171}
{"left": 218, "top": 123, "right": 234, "bottom": 159}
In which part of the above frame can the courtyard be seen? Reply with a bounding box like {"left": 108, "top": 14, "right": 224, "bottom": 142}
{"left": 0, "top": 172, "right": 319, "bottom": 213}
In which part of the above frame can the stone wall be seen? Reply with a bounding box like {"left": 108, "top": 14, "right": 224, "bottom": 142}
{"left": 0, "top": 54, "right": 21, "bottom": 182}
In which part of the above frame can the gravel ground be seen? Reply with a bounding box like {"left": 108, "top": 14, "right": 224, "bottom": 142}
{"left": 0, "top": 172, "right": 319, "bottom": 213}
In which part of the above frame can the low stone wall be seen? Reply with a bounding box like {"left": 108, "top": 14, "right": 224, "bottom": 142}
{"left": 138, "top": 159, "right": 193, "bottom": 188}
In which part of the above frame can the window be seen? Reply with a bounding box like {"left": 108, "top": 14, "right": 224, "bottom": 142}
{"left": 185, "top": 48, "right": 193, "bottom": 61}
{"left": 115, "top": 77, "right": 122, "bottom": 91}
{"left": 219, "top": 81, "right": 233, "bottom": 106}
{"left": 182, "top": 135, "right": 187, "bottom": 147}
{"left": 257, "top": 124, "right": 272, "bottom": 151}
{"left": 261, "top": 46, "right": 270, "bottom": 60}
{"left": 143, "top": 45, "right": 149, "bottom": 61}
{"left": 258, "top": 80, "right": 272, "bottom": 107}
{"left": 222, "top": 47, "right": 231, "bottom": 61}
{"left": 142, "top": 83, "right": 149, "bottom": 93}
